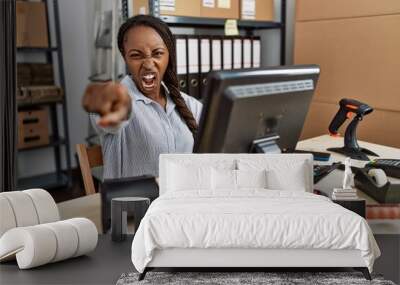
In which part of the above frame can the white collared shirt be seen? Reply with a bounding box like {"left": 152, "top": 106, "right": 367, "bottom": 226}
{"left": 90, "top": 75, "right": 202, "bottom": 178}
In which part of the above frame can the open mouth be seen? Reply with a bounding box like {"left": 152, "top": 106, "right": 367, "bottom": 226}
{"left": 141, "top": 72, "right": 157, "bottom": 91}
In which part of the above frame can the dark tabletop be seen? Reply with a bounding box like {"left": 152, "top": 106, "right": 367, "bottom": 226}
{"left": 0, "top": 235, "right": 134, "bottom": 285}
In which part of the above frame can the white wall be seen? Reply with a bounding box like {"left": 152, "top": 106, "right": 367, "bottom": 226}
{"left": 18, "top": 0, "right": 296, "bottom": 178}
{"left": 57, "top": 0, "right": 95, "bottom": 169}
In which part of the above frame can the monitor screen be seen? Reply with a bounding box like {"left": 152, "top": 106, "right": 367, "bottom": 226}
{"left": 194, "top": 65, "right": 320, "bottom": 153}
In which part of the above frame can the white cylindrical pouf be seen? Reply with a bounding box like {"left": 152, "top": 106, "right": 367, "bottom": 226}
{"left": 0, "top": 226, "right": 57, "bottom": 269}
{"left": 1, "top": 192, "right": 39, "bottom": 227}
{"left": 0, "top": 191, "right": 98, "bottom": 270}
{"left": 0, "top": 219, "right": 98, "bottom": 269}
{"left": 23, "top": 189, "right": 60, "bottom": 223}
{"left": 0, "top": 196, "right": 17, "bottom": 237}
{"left": 65, "top": 218, "right": 98, "bottom": 257}
{"left": 42, "top": 221, "right": 79, "bottom": 262}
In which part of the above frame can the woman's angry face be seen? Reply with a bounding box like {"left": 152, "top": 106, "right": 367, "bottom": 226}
{"left": 122, "top": 25, "right": 169, "bottom": 97}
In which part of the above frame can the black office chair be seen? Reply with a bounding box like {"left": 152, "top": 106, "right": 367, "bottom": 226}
{"left": 76, "top": 143, "right": 159, "bottom": 233}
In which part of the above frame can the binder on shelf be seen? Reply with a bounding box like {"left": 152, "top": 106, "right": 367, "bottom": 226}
{"left": 187, "top": 36, "right": 200, "bottom": 99}
{"left": 222, "top": 37, "right": 233, "bottom": 70}
{"left": 175, "top": 35, "right": 188, "bottom": 94}
{"left": 252, "top": 37, "right": 261, "bottom": 68}
{"left": 233, "top": 37, "right": 242, "bottom": 69}
{"left": 211, "top": 37, "right": 222, "bottom": 71}
{"left": 200, "top": 37, "right": 211, "bottom": 92}
{"left": 243, "top": 37, "right": 252, "bottom": 68}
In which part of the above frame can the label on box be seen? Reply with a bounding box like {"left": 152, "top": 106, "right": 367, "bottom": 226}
{"left": 202, "top": 0, "right": 215, "bottom": 8}
{"left": 139, "top": 6, "right": 147, "bottom": 14}
{"left": 160, "top": 0, "right": 175, "bottom": 11}
{"left": 218, "top": 0, "right": 231, "bottom": 9}
{"left": 224, "top": 19, "right": 239, "bottom": 36}
{"left": 241, "top": 0, "right": 256, "bottom": 19}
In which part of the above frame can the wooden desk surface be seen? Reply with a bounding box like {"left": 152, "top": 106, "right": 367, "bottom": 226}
{"left": 298, "top": 135, "right": 400, "bottom": 233}
{"left": 298, "top": 135, "right": 400, "bottom": 204}
{"left": 298, "top": 135, "right": 400, "bottom": 167}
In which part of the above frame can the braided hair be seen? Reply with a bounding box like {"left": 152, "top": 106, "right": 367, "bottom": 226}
{"left": 117, "top": 15, "right": 198, "bottom": 137}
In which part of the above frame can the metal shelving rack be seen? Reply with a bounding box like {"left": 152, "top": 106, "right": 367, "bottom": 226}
{"left": 122, "top": 0, "right": 286, "bottom": 65}
{"left": 17, "top": 0, "right": 72, "bottom": 190}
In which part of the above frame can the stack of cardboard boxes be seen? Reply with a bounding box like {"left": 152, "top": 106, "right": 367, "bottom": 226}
{"left": 16, "top": 63, "right": 63, "bottom": 106}
{"left": 132, "top": 0, "right": 274, "bottom": 21}
{"left": 16, "top": 1, "right": 48, "bottom": 48}
{"left": 295, "top": 0, "right": 400, "bottom": 148}
{"left": 17, "top": 108, "right": 50, "bottom": 150}
{"left": 17, "top": 64, "right": 54, "bottom": 88}
{"left": 16, "top": 1, "right": 60, "bottom": 149}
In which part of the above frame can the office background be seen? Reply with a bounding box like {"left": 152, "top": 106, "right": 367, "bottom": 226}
{"left": 15, "top": 0, "right": 400, "bottom": 185}
{"left": 17, "top": 0, "right": 295, "bottom": 179}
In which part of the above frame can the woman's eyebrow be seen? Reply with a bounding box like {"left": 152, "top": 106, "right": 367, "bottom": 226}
{"left": 126, "top": 46, "right": 165, "bottom": 53}
{"left": 127, "top": 49, "right": 142, "bottom": 53}
{"left": 152, "top": 46, "right": 166, "bottom": 51}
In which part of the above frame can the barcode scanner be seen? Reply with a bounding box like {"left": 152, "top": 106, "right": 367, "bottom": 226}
{"left": 327, "top": 98, "right": 379, "bottom": 160}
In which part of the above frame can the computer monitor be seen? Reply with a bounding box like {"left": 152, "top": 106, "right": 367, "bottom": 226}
{"left": 194, "top": 65, "right": 320, "bottom": 153}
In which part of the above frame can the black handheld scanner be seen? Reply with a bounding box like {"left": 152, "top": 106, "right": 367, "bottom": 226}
{"left": 327, "top": 98, "right": 378, "bottom": 160}
{"left": 328, "top": 98, "right": 373, "bottom": 136}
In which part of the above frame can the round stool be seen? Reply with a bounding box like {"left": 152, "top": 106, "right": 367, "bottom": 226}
{"left": 111, "top": 197, "right": 150, "bottom": 242}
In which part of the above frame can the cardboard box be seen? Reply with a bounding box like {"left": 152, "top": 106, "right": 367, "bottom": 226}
{"left": 295, "top": 2, "right": 400, "bottom": 148}
{"left": 18, "top": 107, "right": 50, "bottom": 149}
{"left": 300, "top": 101, "right": 400, "bottom": 148}
{"left": 132, "top": 0, "right": 240, "bottom": 19}
{"left": 16, "top": 1, "right": 49, "bottom": 47}
{"left": 132, "top": 0, "right": 149, "bottom": 15}
{"left": 201, "top": 0, "right": 239, "bottom": 19}
{"left": 17, "top": 85, "right": 64, "bottom": 107}
{"left": 240, "top": 0, "right": 274, "bottom": 21}
{"left": 296, "top": 0, "right": 400, "bottom": 21}
{"left": 17, "top": 64, "right": 32, "bottom": 87}
{"left": 132, "top": 0, "right": 201, "bottom": 17}
{"left": 17, "top": 64, "right": 54, "bottom": 87}
{"left": 161, "top": 0, "right": 201, "bottom": 17}
{"left": 294, "top": 15, "right": 400, "bottom": 112}
{"left": 30, "top": 64, "right": 54, "bottom": 85}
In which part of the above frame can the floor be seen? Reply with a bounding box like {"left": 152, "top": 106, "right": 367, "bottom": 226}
{"left": 0, "top": 235, "right": 134, "bottom": 285}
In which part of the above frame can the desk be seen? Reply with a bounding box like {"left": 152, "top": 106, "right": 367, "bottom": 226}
{"left": 298, "top": 135, "right": 400, "bottom": 284}
{"left": 297, "top": 135, "right": 400, "bottom": 204}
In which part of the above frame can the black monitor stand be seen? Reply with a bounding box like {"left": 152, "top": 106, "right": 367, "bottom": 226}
{"left": 250, "top": 134, "right": 281, "bottom": 154}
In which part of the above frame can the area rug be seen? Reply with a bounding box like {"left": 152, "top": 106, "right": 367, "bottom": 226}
{"left": 116, "top": 271, "right": 395, "bottom": 285}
